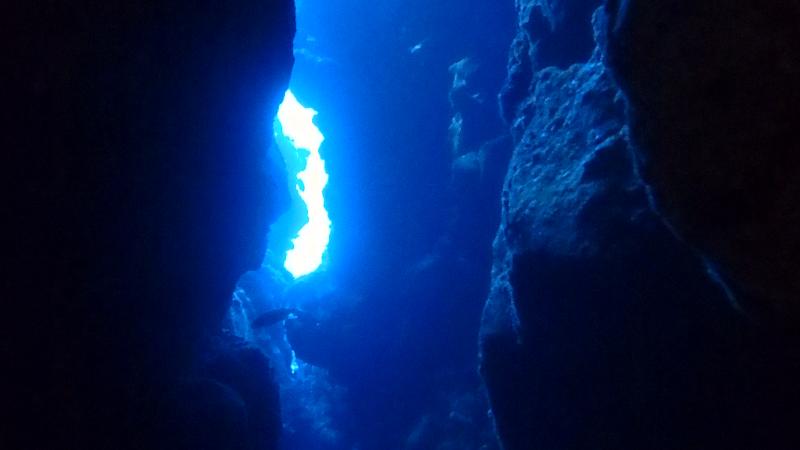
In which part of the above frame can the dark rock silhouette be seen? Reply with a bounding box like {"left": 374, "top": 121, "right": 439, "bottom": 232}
{"left": 6, "top": 2, "right": 295, "bottom": 449}
{"left": 605, "top": 0, "right": 800, "bottom": 319}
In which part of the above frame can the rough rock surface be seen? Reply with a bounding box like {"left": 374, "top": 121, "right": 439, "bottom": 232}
{"left": 604, "top": 0, "right": 800, "bottom": 318}
{"left": 7, "top": 2, "right": 295, "bottom": 449}
{"left": 481, "top": 4, "right": 800, "bottom": 449}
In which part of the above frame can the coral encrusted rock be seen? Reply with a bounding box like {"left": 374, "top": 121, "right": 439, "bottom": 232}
{"left": 481, "top": 4, "right": 800, "bottom": 449}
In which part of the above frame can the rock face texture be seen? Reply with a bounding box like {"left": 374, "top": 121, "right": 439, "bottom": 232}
{"left": 481, "top": 2, "right": 800, "bottom": 449}
{"left": 7, "top": 2, "right": 295, "bottom": 449}
{"left": 604, "top": 0, "right": 800, "bottom": 318}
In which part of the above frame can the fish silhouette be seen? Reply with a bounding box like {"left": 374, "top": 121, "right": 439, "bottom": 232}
{"left": 251, "top": 308, "right": 300, "bottom": 329}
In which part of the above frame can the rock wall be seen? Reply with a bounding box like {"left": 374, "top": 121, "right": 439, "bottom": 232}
{"left": 7, "top": 2, "right": 296, "bottom": 449}
{"left": 481, "top": 2, "right": 800, "bottom": 449}
{"left": 604, "top": 0, "right": 800, "bottom": 319}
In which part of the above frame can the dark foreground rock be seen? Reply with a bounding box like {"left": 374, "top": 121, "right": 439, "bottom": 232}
{"left": 7, "top": 2, "right": 295, "bottom": 449}
{"left": 481, "top": 3, "right": 800, "bottom": 449}
{"left": 604, "top": 0, "right": 800, "bottom": 319}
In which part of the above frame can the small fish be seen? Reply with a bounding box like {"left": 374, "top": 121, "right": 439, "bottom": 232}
{"left": 409, "top": 39, "right": 428, "bottom": 55}
{"left": 251, "top": 308, "right": 300, "bottom": 329}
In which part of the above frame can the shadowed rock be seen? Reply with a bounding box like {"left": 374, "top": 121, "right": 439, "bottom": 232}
{"left": 6, "top": 2, "right": 295, "bottom": 449}
{"left": 604, "top": 0, "right": 800, "bottom": 319}
{"left": 481, "top": 4, "right": 800, "bottom": 449}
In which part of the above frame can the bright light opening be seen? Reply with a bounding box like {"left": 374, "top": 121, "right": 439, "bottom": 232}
{"left": 276, "top": 90, "right": 331, "bottom": 278}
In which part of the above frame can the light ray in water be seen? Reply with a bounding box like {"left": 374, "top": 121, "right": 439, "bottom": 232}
{"left": 276, "top": 90, "right": 331, "bottom": 278}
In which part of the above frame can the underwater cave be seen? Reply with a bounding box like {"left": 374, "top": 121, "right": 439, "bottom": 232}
{"left": 9, "top": 1, "right": 800, "bottom": 450}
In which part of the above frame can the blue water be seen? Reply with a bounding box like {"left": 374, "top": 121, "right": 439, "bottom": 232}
{"left": 231, "top": 1, "right": 516, "bottom": 448}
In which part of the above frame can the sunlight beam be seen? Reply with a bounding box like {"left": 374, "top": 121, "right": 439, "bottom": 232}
{"left": 276, "top": 90, "right": 331, "bottom": 278}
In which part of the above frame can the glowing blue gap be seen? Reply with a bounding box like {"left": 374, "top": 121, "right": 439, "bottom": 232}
{"left": 276, "top": 90, "right": 331, "bottom": 278}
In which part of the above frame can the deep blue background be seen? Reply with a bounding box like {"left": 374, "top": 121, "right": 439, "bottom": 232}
{"left": 289, "top": 0, "right": 513, "bottom": 284}
{"left": 278, "top": 1, "right": 516, "bottom": 448}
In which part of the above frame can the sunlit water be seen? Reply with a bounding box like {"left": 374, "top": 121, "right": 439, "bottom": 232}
{"left": 276, "top": 90, "right": 331, "bottom": 278}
